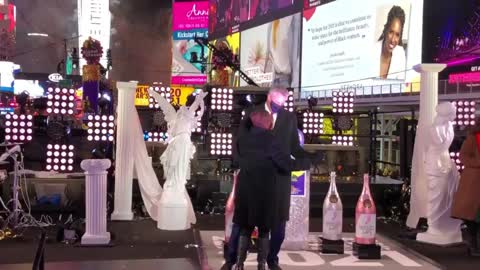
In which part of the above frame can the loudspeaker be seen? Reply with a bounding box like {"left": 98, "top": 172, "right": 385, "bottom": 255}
{"left": 399, "top": 119, "right": 417, "bottom": 179}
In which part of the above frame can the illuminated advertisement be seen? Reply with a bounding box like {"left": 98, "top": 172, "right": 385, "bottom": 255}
{"left": 135, "top": 85, "right": 197, "bottom": 107}
{"left": 13, "top": 80, "right": 45, "bottom": 98}
{"left": 0, "top": 61, "right": 20, "bottom": 93}
{"left": 240, "top": 13, "right": 301, "bottom": 88}
{"left": 424, "top": 0, "right": 480, "bottom": 78}
{"left": 209, "top": 0, "right": 302, "bottom": 39}
{"left": 207, "top": 33, "right": 240, "bottom": 87}
{"left": 301, "top": 0, "right": 423, "bottom": 97}
{"left": 77, "top": 0, "right": 111, "bottom": 70}
{"left": 172, "top": 1, "right": 209, "bottom": 85}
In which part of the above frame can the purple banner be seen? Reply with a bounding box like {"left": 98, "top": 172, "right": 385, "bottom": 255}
{"left": 291, "top": 172, "right": 306, "bottom": 197}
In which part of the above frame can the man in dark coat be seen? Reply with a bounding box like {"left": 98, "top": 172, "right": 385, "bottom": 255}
{"left": 223, "top": 87, "right": 313, "bottom": 270}
{"left": 233, "top": 110, "right": 314, "bottom": 269}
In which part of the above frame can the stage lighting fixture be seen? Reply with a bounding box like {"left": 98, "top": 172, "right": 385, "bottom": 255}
{"left": 211, "top": 88, "right": 233, "bottom": 111}
{"left": 86, "top": 115, "right": 115, "bottom": 142}
{"left": 307, "top": 95, "right": 317, "bottom": 110}
{"left": 286, "top": 90, "right": 295, "bottom": 112}
{"left": 452, "top": 100, "right": 476, "bottom": 126}
{"left": 144, "top": 131, "right": 168, "bottom": 143}
{"left": 209, "top": 133, "right": 233, "bottom": 156}
{"left": 450, "top": 152, "right": 464, "bottom": 171}
{"left": 46, "top": 144, "right": 75, "bottom": 171}
{"left": 46, "top": 87, "right": 76, "bottom": 115}
{"left": 216, "top": 112, "right": 232, "bottom": 128}
{"left": 149, "top": 86, "right": 171, "bottom": 109}
{"left": 4, "top": 114, "right": 33, "bottom": 142}
{"left": 332, "top": 135, "right": 354, "bottom": 146}
{"left": 301, "top": 111, "right": 324, "bottom": 135}
{"left": 333, "top": 115, "right": 354, "bottom": 131}
{"left": 332, "top": 90, "right": 354, "bottom": 114}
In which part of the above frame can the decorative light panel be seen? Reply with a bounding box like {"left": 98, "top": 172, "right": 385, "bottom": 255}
{"left": 87, "top": 115, "right": 115, "bottom": 142}
{"left": 4, "top": 114, "right": 33, "bottom": 142}
{"left": 46, "top": 87, "right": 75, "bottom": 115}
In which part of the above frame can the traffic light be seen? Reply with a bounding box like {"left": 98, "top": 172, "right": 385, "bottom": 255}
{"left": 71, "top": 48, "right": 79, "bottom": 69}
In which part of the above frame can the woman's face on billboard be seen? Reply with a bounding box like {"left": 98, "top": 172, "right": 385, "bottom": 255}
{"left": 383, "top": 18, "right": 402, "bottom": 54}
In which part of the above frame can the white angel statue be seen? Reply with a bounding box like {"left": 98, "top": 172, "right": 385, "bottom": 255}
{"left": 148, "top": 89, "right": 208, "bottom": 230}
{"left": 417, "top": 102, "right": 462, "bottom": 245}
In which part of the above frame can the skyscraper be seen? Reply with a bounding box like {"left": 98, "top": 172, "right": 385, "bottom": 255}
{"left": 0, "top": 0, "right": 16, "bottom": 60}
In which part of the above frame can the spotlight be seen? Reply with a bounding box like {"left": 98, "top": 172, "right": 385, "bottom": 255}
{"left": 332, "top": 90, "right": 354, "bottom": 114}
{"left": 209, "top": 133, "right": 233, "bottom": 156}
{"left": 211, "top": 88, "right": 233, "bottom": 111}
{"left": 332, "top": 135, "right": 354, "bottom": 146}
{"left": 216, "top": 113, "right": 232, "bottom": 128}
{"left": 4, "top": 114, "right": 33, "bottom": 142}
{"left": 450, "top": 151, "right": 464, "bottom": 171}
{"left": 144, "top": 131, "right": 168, "bottom": 143}
{"left": 300, "top": 111, "right": 324, "bottom": 135}
{"left": 452, "top": 100, "right": 476, "bottom": 126}
{"left": 149, "top": 86, "right": 171, "bottom": 109}
{"left": 46, "top": 87, "right": 76, "bottom": 115}
{"left": 46, "top": 144, "right": 75, "bottom": 171}
{"left": 86, "top": 115, "right": 115, "bottom": 142}
{"left": 307, "top": 95, "right": 317, "bottom": 110}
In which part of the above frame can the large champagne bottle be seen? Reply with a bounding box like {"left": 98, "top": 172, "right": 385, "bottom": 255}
{"left": 225, "top": 170, "right": 238, "bottom": 243}
{"left": 322, "top": 171, "right": 343, "bottom": 241}
{"left": 355, "top": 174, "right": 376, "bottom": 245}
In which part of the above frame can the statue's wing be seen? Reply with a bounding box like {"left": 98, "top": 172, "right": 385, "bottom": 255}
{"left": 148, "top": 89, "right": 176, "bottom": 122}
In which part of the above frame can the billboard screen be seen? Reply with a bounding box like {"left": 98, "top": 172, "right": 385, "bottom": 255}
{"left": 207, "top": 32, "right": 240, "bottom": 87}
{"left": 240, "top": 12, "right": 301, "bottom": 88}
{"left": 172, "top": 1, "right": 209, "bottom": 85}
{"left": 209, "top": 0, "right": 302, "bottom": 39}
{"left": 423, "top": 0, "right": 480, "bottom": 78}
{"left": 301, "top": 0, "right": 423, "bottom": 97}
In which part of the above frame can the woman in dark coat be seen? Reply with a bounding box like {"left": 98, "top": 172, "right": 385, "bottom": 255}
{"left": 233, "top": 110, "right": 315, "bottom": 270}
{"left": 452, "top": 120, "right": 480, "bottom": 256}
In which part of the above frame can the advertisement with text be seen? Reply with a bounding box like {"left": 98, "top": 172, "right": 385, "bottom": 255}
{"left": 301, "top": 0, "right": 423, "bottom": 97}
{"left": 240, "top": 12, "right": 301, "bottom": 88}
{"left": 172, "top": 1, "right": 209, "bottom": 85}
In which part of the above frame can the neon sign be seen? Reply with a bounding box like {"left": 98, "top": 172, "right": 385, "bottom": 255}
{"left": 448, "top": 71, "right": 480, "bottom": 84}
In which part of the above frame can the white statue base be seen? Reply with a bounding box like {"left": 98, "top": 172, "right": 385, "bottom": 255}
{"left": 110, "top": 211, "right": 134, "bottom": 221}
{"left": 157, "top": 187, "right": 191, "bottom": 230}
{"left": 284, "top": 171, "right": 310, "bottom": 250}
{"left": 416, "top": 231, "right": 462, "bottom": 246}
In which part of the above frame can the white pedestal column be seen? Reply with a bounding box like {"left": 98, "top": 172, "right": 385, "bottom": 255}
{"left": 81, "top": 159, "right": 112, "bottom": 245}
{"left": 111, "top": 81, "right": 137, "bottom": 220}
{"left": 157, "top": 187, "right": 191, "bottom": 230}
{"left": 406, "top": 64, "right": 446, "bottom": 229}
{"left": 284, "top": 171, "right": 310, "bottom": 250}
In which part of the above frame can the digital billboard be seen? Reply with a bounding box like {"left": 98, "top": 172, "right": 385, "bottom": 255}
{"left": 172, "top": 1, "right": 209, "bottom": 85}
{"left": 240, "top": 12, "right": 301, "bottom": 88}
{"left": 207, "top": 32, "right": 240, "bottom": 87}
{"left": 423, "top": 0, "right": 480, "bottom": 79}
{"left": 301, "top": 0, "right": 423, "bottom": 97}
{"left": 209, "top": 0, "right": 302, "bottom": 39}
